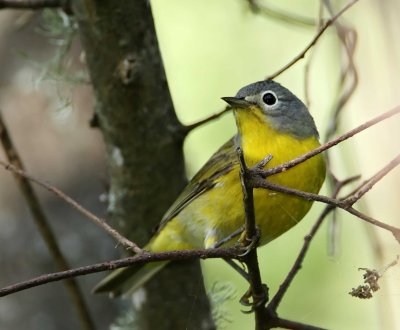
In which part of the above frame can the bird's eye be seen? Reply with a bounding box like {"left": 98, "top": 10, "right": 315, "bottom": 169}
{"left": 262, "top": 91, "right": 277, "bottom": 106}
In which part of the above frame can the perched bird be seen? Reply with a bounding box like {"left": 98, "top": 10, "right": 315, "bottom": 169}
{"left": 94, "top": 80, "right": 326, "bottom": 296}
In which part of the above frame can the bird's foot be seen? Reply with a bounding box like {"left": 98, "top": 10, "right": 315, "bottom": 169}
{"left": 236, "top": 227, "right": 261, "bottom": 257}
{"left": 240, "top": 284, "right": 269, "bottom": 313}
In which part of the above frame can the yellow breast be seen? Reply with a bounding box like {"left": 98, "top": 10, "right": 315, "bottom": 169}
{"left": 235, "top": 106, "right": 326, "bottom": 244}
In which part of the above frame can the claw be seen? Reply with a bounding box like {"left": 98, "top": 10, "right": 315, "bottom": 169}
{"left": 240, "top": 284, "right": 269, "bottom": 313}
{"left": 240, "top": 287, "right": 253, "bottom": 307}
{"left": 236, "top": 227, "right": 261, "bottom": 257}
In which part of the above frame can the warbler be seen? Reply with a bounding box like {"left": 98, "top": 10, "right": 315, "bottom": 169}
{"left": 94, "top": 80, "right": 326, "bottom": 296}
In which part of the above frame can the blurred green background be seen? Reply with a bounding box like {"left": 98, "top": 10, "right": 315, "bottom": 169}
{"left": 0, "top": 0, "right": 399, "bottom": 329}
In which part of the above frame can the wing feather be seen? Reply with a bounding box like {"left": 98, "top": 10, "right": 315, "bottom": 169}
{"left": 157, "top": 136, "right": 238, "bottom": 230}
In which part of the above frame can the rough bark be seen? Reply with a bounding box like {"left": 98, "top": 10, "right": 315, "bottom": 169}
{"left": 72, "top": 1, "right": 215, "bottom": 329}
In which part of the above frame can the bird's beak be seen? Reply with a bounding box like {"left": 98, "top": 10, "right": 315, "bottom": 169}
{"left": 221, "top": 97, "right": 252, "bottom": 109}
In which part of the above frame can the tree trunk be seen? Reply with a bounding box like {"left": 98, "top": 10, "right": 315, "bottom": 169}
{"left": 72, "top": 1, "right": 215, "bottom": 329}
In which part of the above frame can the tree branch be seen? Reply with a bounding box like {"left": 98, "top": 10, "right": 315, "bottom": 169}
{"left": 1, "top": 104, "right": 399, "bottom": 308}
{"left": 0, "top": 159, "right": 142, "bottom": 254}
{"left": 0, "top": 248, "right": 238, "bottom": 297}
{"left": 267, "top": 175, "right": 359, "bottom": 313}
{"left": 0, "top": 112, "right": 95, "bottom": 330}
{"left": 266, "top": 0, "right": 358, "bottom": 80}
{"left": 344, "top": 154, "right": 400, "bottom": 206}
{"left": 180, "top": 107, "right": 231, "bottom": 135}
{"left": 181, "top": 0, "right": 359, "bottom": 136}
{"left": 247, "top": 0, "right": 316, "bottom": 28}
{"left": 260, "top": 105, "right": 400, "bottom": 178}
{"left": 251, "top": 157, "right": 400, "bottom": 239}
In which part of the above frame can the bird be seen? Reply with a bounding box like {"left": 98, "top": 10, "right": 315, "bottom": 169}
{"left": 93, "top": 80, "right": 326, "bottom": 296}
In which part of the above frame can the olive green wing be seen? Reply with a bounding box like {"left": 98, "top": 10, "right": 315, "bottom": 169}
{"left": 157, "top": 136, "right": 238, "bottom": 231}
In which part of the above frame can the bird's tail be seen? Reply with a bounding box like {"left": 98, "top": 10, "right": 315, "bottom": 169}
{"left": 93, "top": 221, "right": 188, "bottom": 296}
{"left": 92, "top": 260, "right": 169, "bottom": 297}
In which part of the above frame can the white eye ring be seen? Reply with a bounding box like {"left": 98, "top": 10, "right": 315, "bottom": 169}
{"left": 261, "top": 90, "right": 278, "bottom": 107}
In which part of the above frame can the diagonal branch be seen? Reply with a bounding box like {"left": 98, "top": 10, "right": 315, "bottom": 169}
{"left": 0, "top": 159, "right": 142, "bottom": 254}
{"left": 266, "top": 0, "right": 358, "bottom": 80}
{"left": 260, "top": 105, "right": 400, "bottom": 178}
{"left": 267, "top": 175, "right": 359, "bottom": 313}
{"left": 344, "top": 154, "right": 400, "bottom": 206}
{"left": 180, "top": 107, "right": 231, "bottom": 135}
{"left": 0, "top": 112, "right": 94, "bottom": 330}
{"left": 182, "top": 0, "right": 358, "bottom": 136}
{"left": 251, "top": 179, "right": 400, "bottom": 237}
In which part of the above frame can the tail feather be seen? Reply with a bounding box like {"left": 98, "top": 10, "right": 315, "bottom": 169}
{"left": 93, "top": 261, "right": 169, "bottom": 297}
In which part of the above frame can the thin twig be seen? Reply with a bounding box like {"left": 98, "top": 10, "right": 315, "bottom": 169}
{"left": 345, "top": 208, "right": 400, "bottom": 242}
{"left": 344, "top": 154, "right": 400, "bottom": 206}
{"left": 267, "top": 175, "right": 358, "bottom": 312}
{"left": 303, "top": 0, "right": 325, "bottom": 107}
{"left": 181, "top": 107, "right": 230, "bottom": 135}
{"left": 0, "top": 248, "right": 238, "bottom": 297}
{"left": 248, "top": 0, "right": 316, "bottom": 28}
{"left": 266, "top": 0, "right": 358, "bottom": 80}
{"left": 264, "top": 177, "right": 362, "bottom": 326}
{"left": 0, "top": 113, "right": 95, "bottom": 330}
{"left": 260, "top": 106, "right": 400, "bottom": 178}
{"left": 323, "top": 0, "right": 359, "bottom": 142}
{"left": 181, "top": 0, "right": 358, "bottom": 136}
{"left": 266, "top": 206, "right": 332, "bottom": 310}
{"left": 0, "top": 160, "right": 142, "bottom": 254}
{"left": 251, "top": 170, "right": 400, "bottom": 238}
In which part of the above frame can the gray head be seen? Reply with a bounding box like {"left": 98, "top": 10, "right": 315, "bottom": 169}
{"left": 223, "top": 80, "right": 319, "bottom": 139}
